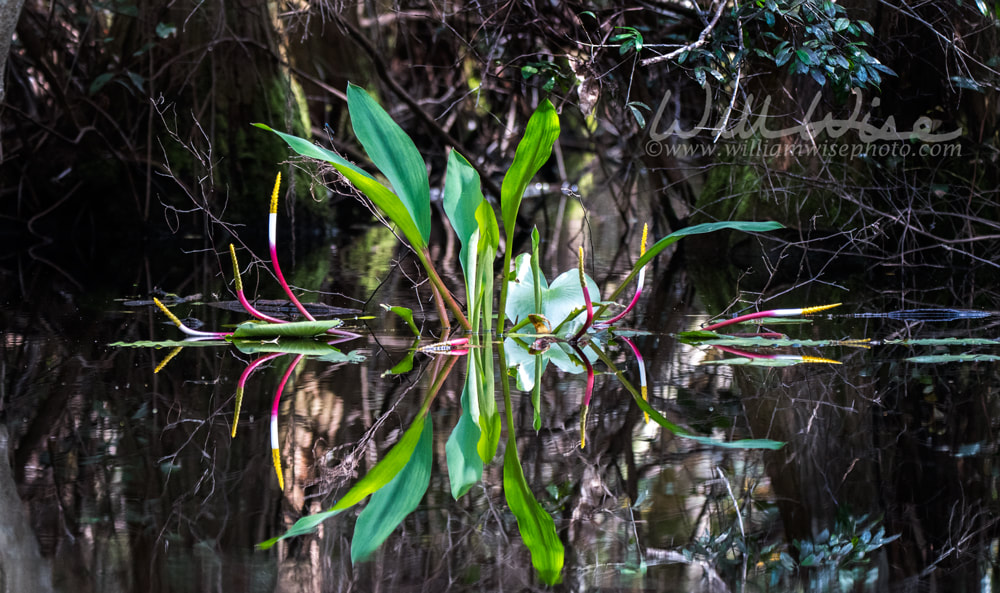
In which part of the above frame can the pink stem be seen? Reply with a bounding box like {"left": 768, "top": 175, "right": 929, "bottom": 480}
{"left": 270, "top": 241, "right": 316, "bottom": 321}
{"left": 271, "top": 354, "right": 304, "bottom": 417}
{"left": 238, "top": 352, "right": 285, "bottom": 391}
{"left": 701, "top": 310, "right": 777, "bottom": 332}
{"left": 571, "top": 247, "right": 594, "bottom": 341}
{"left": 236, "top": 288, "right": 287, "bottom": 324}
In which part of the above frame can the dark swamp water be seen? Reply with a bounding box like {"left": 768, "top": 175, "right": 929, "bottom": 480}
{"left": 3, "top": 200, "right": 1000, "bottom": 593}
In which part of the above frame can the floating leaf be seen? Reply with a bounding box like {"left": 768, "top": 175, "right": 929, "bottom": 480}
{"left": 905, "top": 354, "right": 1000, "bottom": 363}
{"left": 110, "top": 340, "right": 226, "bottom": 348}
{"left": 230, "top": 319, "right": 343, "bottom": 339}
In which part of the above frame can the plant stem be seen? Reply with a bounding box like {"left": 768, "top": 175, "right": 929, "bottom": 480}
{"left": 497, "top": 237, "right": 514, "bottom": 335}
{"left": 429, "top": 280, "right": 451, "bottom": 331}
{"left": 417, "top": 248, "right": 471, "bottom": 330}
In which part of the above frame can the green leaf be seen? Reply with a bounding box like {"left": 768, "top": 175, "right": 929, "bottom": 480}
{"left": 627, "top": 102, "right": 647, "bottom": 128}
{"left": 230, "top": 320, "right": 344, "bottom": 339}
{"left": 473, "top": 201, "right": 500, "bottom": 334}
{"left": 351, "top": 418, "right": 433, "bottom": 563}
{"left": 905, "top": 354, "right": 1000, "bottom": 363}
{"left": 380, "top": 304, "right": 419, "bottom": 336}
{"left": 257, "top": 413, "right": 429, "bottom": 549}
{"left": 110, "top": 340, "right": 226, "bottom": 348}
{"left": 383, "top": 349, "right": 417, "bottom": 377}
{"left": 951, "top": 76, "right": 985, "bottom": 92}
{"left": 231, "top": 339, "right": 362, "bottom": 359}
{"left": 347, "top": 83, "right": 431, "bottom": 244}
{"left": 253, "top": 123, "right": 427, "bottom": 250}
{"left": 505, "top": 254, "right": 600, "bottom": 337}
{"left": 504, "top": 437, "right": 564, "bottom": 584}
{"left": 155, "top": 22, "right": 177, "bottom": 38}
{"left": 89, "top": 72, "right": 115, "bottom": 95}
{"left": 501, "top": 100, "right": 560, "bottom": 236}
{"left": 445, "top": 362, "right": 484, "bottom": 499}
{"left": 443, "top": 149, "right": 488, "bottom": 312}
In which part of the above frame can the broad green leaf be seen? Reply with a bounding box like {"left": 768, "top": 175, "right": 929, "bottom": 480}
{"left": 258, "top": 413, "right": 428, "bottom": 549}
{"left": 445, "top": 361, "right": 484, "bottom": 499}
{"left": 505, "top": 253, "right": 600, "bottom": 336}
{"left": 253, "top": 123, "right": 426, "bottom": 249}
{"left": 503, "top": 437, "right": 565, "bottom": 584}
{"left": 443, "top": 150, "right": 485, "bottom": 257}
{"left": 230, "top": 320, "right": 343, "bottom": 339}
{"left": 347, "top": 83, "right": 431, "bottom": 244}
{"left": 351, "top": 418, "right": 433, "bottom": 563}
{"left": 638, "top": 221, "right": 784, "bottom": 270}
{"left": 504, "top": 338, "right": 594, "bottom": 392}
{"left": 501, "top": 100, "right": 560, "bottom": 235}
{"left": 380, "top": 304, "right": 419, "bottom": 336}
{"left": 444, "top": 150, "right": 490, "bottom": 326}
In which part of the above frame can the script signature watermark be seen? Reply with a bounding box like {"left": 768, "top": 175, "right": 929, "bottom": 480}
{"left": 645, "top": 84, "right": 963, "bottom": 159}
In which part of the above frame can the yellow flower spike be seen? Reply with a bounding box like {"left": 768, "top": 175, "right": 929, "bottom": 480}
{"left": 641, "top": 385, "right": 649, "bottom": 424}
{"left": 232, "top": 386, "right": 244, "bottom": 438}
{"left": 801, "top": 303, "right": 841, "bottom": 315}
{"left": 579, "top": 406, "right": 589, "bottom": 449}
{"left": 154, "top": 346, "right": 183, "bottom": 374}
{"left": 272, "top": 448, "right": 285, "bottom": 490}
{"left": 153, "top": 297, "right": 185, "bottom": 328}
{"left": 228, "top": 244, "right": 243, "bottom": 292}
{"left": 269, "top": 172, "right": 281, "bottom": 215}
{"left": 799, "top": 355, "right": 843, "bottom": 364}
{"left": 640, "top": 223, "right": 648, "bottom": 257}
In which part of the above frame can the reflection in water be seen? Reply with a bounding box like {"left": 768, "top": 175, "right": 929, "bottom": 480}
{"left": 3, "top": 237, "right": 1000, "bottom": 592}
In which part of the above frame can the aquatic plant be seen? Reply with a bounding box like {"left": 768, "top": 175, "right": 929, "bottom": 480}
{"left": 257, "top": 84, "right": 787, "bottom": 341}
{"left": 126, "top": 85, "right": 804, "bottom": 586}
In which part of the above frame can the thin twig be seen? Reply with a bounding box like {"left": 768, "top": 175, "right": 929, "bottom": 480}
{"left": 641, "top": 0, "right": 728, "bottom": 67}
